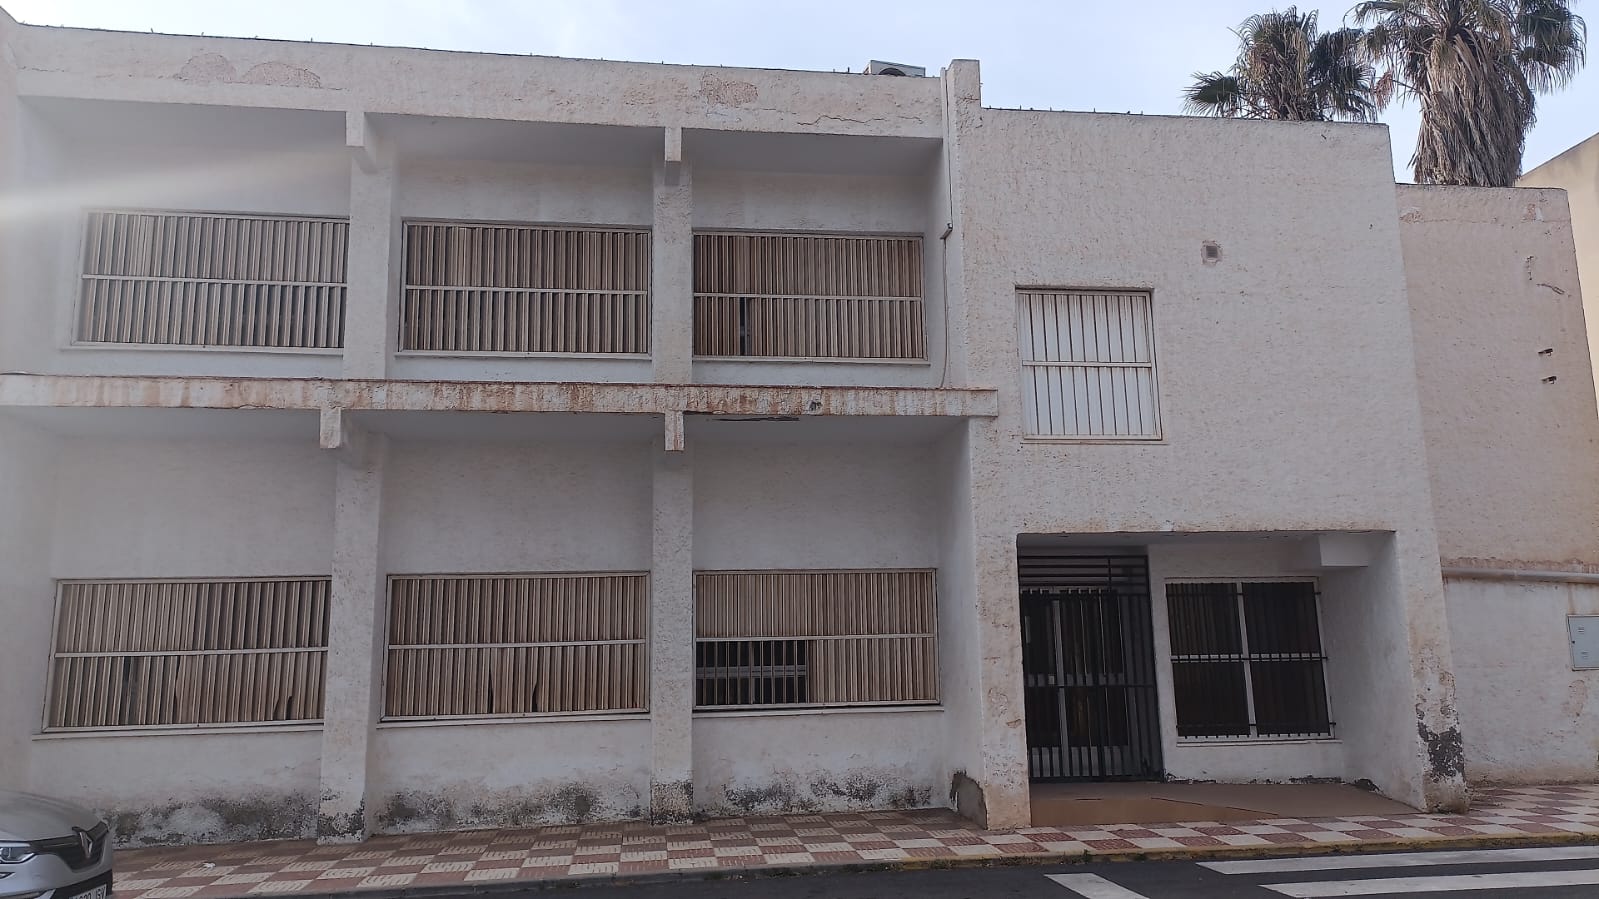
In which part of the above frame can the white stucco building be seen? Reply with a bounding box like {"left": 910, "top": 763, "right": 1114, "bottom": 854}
{"left": 2, "top": 7, "right": 1596, "bottom": 847}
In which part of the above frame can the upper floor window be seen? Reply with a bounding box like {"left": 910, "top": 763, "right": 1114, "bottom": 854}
{"left": 694, "top": 569, "right": 938, "bottom": 710}
{"left": 1017, "top": 289, "right": 1160, "bottom": 438}
{"left": 46, "top": 578, "right": 330, "bottom": 730}
{"left": 401, "top": 221, "right": 650, "bottom": 355}
{"left": 694, "top": 232, "right": 925, "bottom": 360}
{"left": 77, "top": 210, "right": 348, "bottom": 349}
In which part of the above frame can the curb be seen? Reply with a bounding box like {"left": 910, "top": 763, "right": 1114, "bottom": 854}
{"left": 250, "top": 829, "right": 1599, "bottom": 898}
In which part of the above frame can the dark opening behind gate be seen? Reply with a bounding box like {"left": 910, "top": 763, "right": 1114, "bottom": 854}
{"left": 1019, "top": 551, "right": 1162, "bottom": 781}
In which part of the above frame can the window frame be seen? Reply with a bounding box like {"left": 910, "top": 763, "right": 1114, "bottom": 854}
{"left": 1016, "top": 287, "right": 1163, "bottom": 441}
{"left": 1164, "top": 577, "right": 1334, "bottom": 742}
{"left": 693, "top": 568, "right": 940, "bottom": 713}
{"left": 72, "top": 207, "right": 350, "bottom": 353}
{"left": 43, "top": 576, "right": 332, "bottom": 733}
{"left": 397, "top": 218, "right": 653, "bottom": 358}
{"left": 381, "top": 571, "right": 650, "bottom": 723}
{"left": 692, "top": 229, "right": 929, "bottom": 363}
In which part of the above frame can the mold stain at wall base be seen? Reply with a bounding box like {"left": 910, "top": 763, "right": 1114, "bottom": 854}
{"left": 376, "top": 784, "right": 642, "bottom": 834}
{"left": 107, "top": 795, "right": 315, "bottom": 847}
{"left": 315, "top": 801, "right": 365, "bottom": 841}
{"left": 1419, "top": 720, "right": 1466, "bottom": 781}
{"left": 711, "top": 772, "right": 935, "bottom": 818}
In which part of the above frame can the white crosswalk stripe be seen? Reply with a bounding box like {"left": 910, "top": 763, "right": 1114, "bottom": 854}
{"left": 1202, "top": 844, "right": 1599, "bottom": 874}
{"left": 1045, "top": 872, "right": 1154, "bottom": 898}
{"left": 1262, "top": 867, "right": 1599, "bottom": 896}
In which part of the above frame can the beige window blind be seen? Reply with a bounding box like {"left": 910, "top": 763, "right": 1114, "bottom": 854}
{"left": 77, "top": 210, "right": 348, "bottom": 348}
{"left": 385, "top": 573, "right": 648, "bottom": 719}
{"left": 1017, "top": 289, "right": 1161, "bottom": 438}
{"left": 695, "top": 570, "right": 938, "bottom": 709}
{"left": 401, "top": 222, "right": 651, "bottom": 354}
{"left": 46, "top": 578, "right": 330, "bottom": 730}
{"left": 694, "top": 232, "right": 926, "bottom": 359}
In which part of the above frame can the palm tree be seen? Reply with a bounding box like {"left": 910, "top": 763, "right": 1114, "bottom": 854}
{"left": 1184, "top": 8, "right": 1380, "bottom": 121}
{"left": 1355, "top": 0, "right": 1587, "bottom": 186}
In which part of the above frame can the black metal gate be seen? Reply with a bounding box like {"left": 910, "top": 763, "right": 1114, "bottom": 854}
{"left": 1019, "top": 553, "right": 1162, "bottom": 781}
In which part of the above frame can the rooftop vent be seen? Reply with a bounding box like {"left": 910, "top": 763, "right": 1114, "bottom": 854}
{"left": 864, "top": 60, "right": 925, "bottom": 77}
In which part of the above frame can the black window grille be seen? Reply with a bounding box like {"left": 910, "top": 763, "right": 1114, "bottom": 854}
{"left": 1166, "top": 581, "right": 1332, "bottom": 740}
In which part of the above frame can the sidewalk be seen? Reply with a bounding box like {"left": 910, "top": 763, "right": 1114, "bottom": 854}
{"left": 114, "top": 784, "right": 1599, "bottom": 898}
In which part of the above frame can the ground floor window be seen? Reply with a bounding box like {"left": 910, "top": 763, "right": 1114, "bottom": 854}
{"left": 384, "top": 573, "right": 647, "bottom": 719}
{"left": 1166, "top": 580, "right": 1332, "bottom": 739}
{"left": 46, "top": 578, "right": 330, "bottom": 730}
{"left": 694, "top": 570, "right": 938, "bottom": 710}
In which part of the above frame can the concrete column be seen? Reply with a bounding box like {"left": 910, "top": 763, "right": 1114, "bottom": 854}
{"left": 342, "top": 113, "right": 399, "bottom": 380}
{"left": 316, "top": 424, "right": 388, "bottom": 842}
{"left": 0, "top": 13, "right": 24, "bottom": 372}
{"left": 0, "top": 420, "right": 54, "bottom": 791}
{"left": 651, "top": 149, "right": 693, "bottom": 384}
{"left": 941, "top": 418, "right": 1030, "bottom": 829}
{"left": 649, "top": 443, "right": 694, "bottom": 821}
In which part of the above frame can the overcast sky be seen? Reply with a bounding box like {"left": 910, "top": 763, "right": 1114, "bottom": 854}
{"left": 6, "top": 0, "right": 1595, "bottom": 180}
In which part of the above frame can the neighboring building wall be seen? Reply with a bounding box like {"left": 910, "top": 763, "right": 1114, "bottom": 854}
{"left": 1446, "top": 578, "right": 1599, "bottom": 783}
{"left": 1399, "top": 185, "right": 1599, "bottom": 568}
{"left": 1399, "top": 184, "right": 1599, "bottom": 785}
{"left": 953, "top": 101, "right": 1465, "bottom": 812}
{"left": 1521, "top": 133, "right": 1599, "bottom": 407}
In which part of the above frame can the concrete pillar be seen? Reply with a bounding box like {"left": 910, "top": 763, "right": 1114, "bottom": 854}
{"left": 648, "top": 443, "right": 694, "bottom": 821}
{"left": 316, "top": 425, "right": 388, "bottom": 842}
{"left": 0, "top": 420, "right": 53, "bottom": 791}
{"left": 935, "top": 419, "right": 1029, "bottom": 829}
{"left": 0, "top": 12, "right": 24, "bottom": 372}
{"left": 342, "top": 113, "right": 399, "bottom": 380}
{"left": 651, "top": 150, "right": 693, "bottom": 384}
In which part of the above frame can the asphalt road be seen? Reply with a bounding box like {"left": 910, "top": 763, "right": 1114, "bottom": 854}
{"left": 468, "top": 843, "right": 1599, "bottom": 897}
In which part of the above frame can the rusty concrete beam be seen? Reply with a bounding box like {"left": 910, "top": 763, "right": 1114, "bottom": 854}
{"left": 0, "top": 374, "right": 1000, "bottom": 418}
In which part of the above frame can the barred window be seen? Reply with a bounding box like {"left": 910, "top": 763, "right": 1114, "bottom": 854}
{"left": 1166, "top": 580, "right": 1332, "bottom": 739}
{"left": 77, "top": 210, "right": 348, "bottom": 348}
{"left": 402, "top": 222, "right": 651, "bottom": 354}
{"left": 384, "top": 574, "right": 647, "bottom": 719}
{"left": 1017, "top": 290, "right": 1160, "bottom": 438}
{"left": 694, "top": 570, "right": 938, "bottom": 709}
{"left": 694, "top": 232, "right": 925, "bottom": 359}
{"left": 46, "top": 579, "right": 329, "bottom": 730}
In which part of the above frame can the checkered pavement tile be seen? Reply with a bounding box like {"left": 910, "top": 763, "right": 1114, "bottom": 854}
{"left": 109, "top": 784, "right": 1599, "bottom": 899}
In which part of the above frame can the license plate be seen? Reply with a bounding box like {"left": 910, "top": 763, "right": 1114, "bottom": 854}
{"left": 69, "top": 884, "right": 108, "bottom": 899}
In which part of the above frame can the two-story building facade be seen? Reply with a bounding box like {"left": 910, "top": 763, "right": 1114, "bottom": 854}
{"left": 2, "top": 6, "right": 1596, "bottom": 846}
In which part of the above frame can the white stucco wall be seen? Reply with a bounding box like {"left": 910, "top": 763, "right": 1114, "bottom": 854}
{"left": 953, "top": 108, "right": 1464, "bottom": 812}
{"left": 382, "top": 440, "right": 653, "bottom": 573}
{"left": 372, "top": 721, "right": 652, "bottom": 832}
{"left": 1399, "top": 185, "right": 1599, "bottom": 567}
{"left": 49, "top": 434, "right": 335, "bottom": 577}
{"left": 7, "top": 23, "right": 944, "bottom": 138}
{"left": 1520, "top": 133, "right": 1599, "bottom": 406}
{"left": 1446, "top": 578, "right": 1599, "bottom": 784}
{"left": 20, "top": 429, "right": 335, "bottom": 843}
{"left": 693, "top": 710, "right": 945, "bottom": 816}
{"left": 32, "top": 732, "right": 322, "bottom": 847}
{"left": 691, "top": 439, "right": 940, "bottom": 570}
